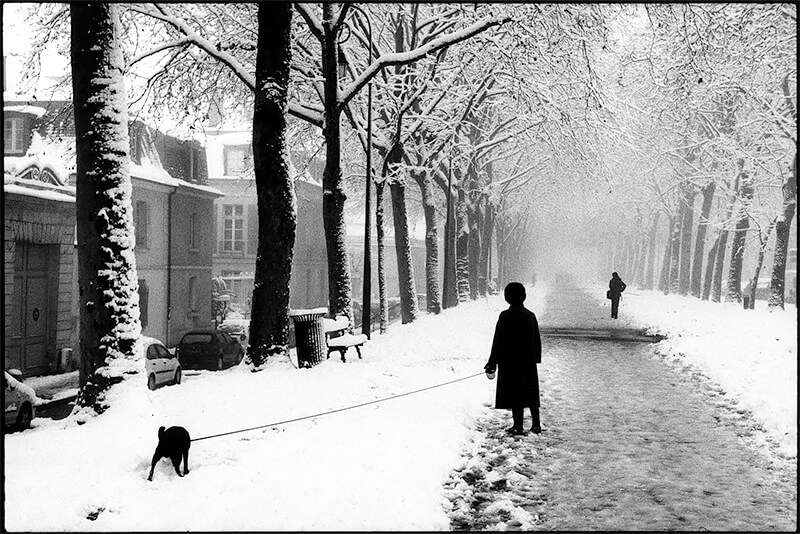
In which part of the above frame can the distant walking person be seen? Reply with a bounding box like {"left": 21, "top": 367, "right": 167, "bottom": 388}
{"left": 484, "top": 282, "right": 542, "bottom": 435}
{"left": 608, "top": 272, "right": 627, "bottom": 319}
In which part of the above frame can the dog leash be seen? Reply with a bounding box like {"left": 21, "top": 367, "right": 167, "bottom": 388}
{"left": 190, "top": 372, "right": 485, "bottom": 442}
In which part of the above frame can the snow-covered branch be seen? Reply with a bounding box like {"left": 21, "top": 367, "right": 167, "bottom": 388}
{"left": 338, "top": 14, "right": 512, "bottom": 111}
{"left": 294, "top": 3, "right": 324, "bottom": 42}
{"left": 131, "top": 3, "right": 256, "bottom": 90}
{"left": 128, "top": 38, "right": 192, "bottom": 67}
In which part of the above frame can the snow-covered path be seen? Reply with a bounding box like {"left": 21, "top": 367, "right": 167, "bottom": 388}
{"left": 447, "top": 286, "right": 797, "bottom": 531}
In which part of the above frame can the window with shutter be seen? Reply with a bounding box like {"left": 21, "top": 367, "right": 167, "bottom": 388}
{"left": 223, "top": 145, "right": 251, "bottom": 176}
{"left": 189, "top": 213, "right": 199, "bottom": 250}
{"left": 4, "top": 117, "right": 26, "bottom": 154}
{"left": 247, "top": 204, "right": 258, "bottom": 255}
{"left": 188, "top": 276, "right": 197, "bottom": 312}
{"left": 213, "top": 204, "right": 218, "bottom": 254}
{"left": 138, "top": 279, "right": 149, "bottom": 329}
{"left": 134, "top": 200, "right": 149, "bottom": 249}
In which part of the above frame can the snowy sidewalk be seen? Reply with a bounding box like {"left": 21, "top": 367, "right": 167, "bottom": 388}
{"left": 446, "top": 285, "right": 797, "bottom": 530}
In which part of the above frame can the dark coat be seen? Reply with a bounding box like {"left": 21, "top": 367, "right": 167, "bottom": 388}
{"left": 608, "top": 276, "right": 626, "bottom": 299}
{"left": 485, "top": 305, "right": 541, "bottom": 409}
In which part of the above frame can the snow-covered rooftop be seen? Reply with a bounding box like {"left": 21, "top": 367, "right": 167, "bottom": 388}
{"left": 3, "top": 174, "right": 75, "bottom": 203}
{"left": 5, "top": 146, "right": 73, "bottom": 187}
{"left": 130, "top": 163, "right": 224, "bottom": 197}
{"left": 203, "top": 131, "right": 252, "bottom": 146}
{"left": 4, "top": 105, "right": 48, "bottom": 118}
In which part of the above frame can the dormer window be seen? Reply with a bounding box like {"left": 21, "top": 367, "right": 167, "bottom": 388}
{"left": 4, "top": 117, "right": 25, "bottom": 154}
{"left": 224, "top": 144, "right": 251, "bottom": 176}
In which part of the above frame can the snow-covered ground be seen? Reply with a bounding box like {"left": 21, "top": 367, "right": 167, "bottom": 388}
{"left": 3, "top": 280, "right": 796, "bottom": 530}
{"left": 4, "top": 288, "right": 542, "bottom": 531}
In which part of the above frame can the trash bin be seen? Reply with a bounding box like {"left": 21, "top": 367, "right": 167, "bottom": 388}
{"left": 288, "top": 308, "right": 327, "bottom": 368}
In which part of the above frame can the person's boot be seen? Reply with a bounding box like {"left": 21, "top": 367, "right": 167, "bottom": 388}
{"left": 530, "top": 408, "right": 541, "bottom": 434}
{"left": 508, "top": 407, "right": 524, "bottom": 435}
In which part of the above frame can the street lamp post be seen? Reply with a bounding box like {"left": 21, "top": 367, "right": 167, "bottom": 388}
{"left": 347, "top": 6, "right": 374, "bottom": 338}
{"left": 337, "top": 6, "right": 373, "bottom": 336}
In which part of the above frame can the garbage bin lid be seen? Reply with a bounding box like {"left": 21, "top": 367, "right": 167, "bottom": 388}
{"left": 288, "top": 307, "right": 328, "bottom": 317}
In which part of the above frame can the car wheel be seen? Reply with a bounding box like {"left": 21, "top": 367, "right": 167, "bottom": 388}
{"left": 148, "top": 374, "right": 157, "bottom": 391}
{"left": 217, "top": 356, "right": 224, "bottom": 371}
{"left": 17, "top": 404, "right": 32, "bottom": 430}
{"left": 174, "top": 367, "right": 182, "bottom": 385}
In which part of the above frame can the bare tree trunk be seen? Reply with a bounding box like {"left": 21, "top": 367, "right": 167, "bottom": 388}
{"left": 412, "top": 170, "right": 441, "bottom": 314}
{"left": 442, "top": 167, "right": 458, "bottom": 309}
{"left": 634, "top": 235, "right": 648, "bottom": 287}
{"left": 321, "top": 3, "right": 353, "bottom": 322}
{"left": 690, "top": 182, "right": 716, "bottom": 298}
{"left": 644, "top": 211, "right": 660, "bottom": 290}
{"left": 702, "top": 233, "right": 720, "bottom": 300}
{"left": 710, "top": 231, "right": 728, "bottom": 302}
{"left": 725, "top": 165, "right": 754, "bottom": 303}
{"left": 678, "top": 183, "right": 695, "bottom": 295}
{"left": 467, "top": 195, "right": 481, "bottom": 300}
{"left": 712, "top": 175, "right": 740, "bottom": 302}
{"left": 389, "top": 178, "right": 419, "bottom": 323}
{"left": 496, "top": 214, "right": 507, "bottom": 287}
{"left": 621, "top": 239, "right": 632, "bottom": 276}
{"left": 746, "top": 218, "right": 777, "bottom": 309}
{"left": 768, "top": 153, "right": 797, "bottom": 309}
{"left": 455, "top": 186, "right": 471, "bottom": 302}
{"left": 667, "top": 211, "right": 681, "bottom": 294}
{"left": 478, "top": 197, "right": 494, "bottom": 296}
{"left": 658, "top": 215, "right": 674, "bottom": 293}
{"left": 72, "top": 2, "right": 141, "bottom": 413}
{"left": 375, "top": 180, "right": 389, "bottom": 332}
{"left": 247, "top": 3, "right": 295, "bottom": 368}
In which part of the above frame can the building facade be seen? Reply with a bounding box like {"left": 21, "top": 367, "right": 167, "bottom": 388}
{"left": 130, "top": 168, "right": 223, "bottom": 346}
{"left": 4, "top": 100, "right": 223, "bottom": 375}
{"left": 204, "top": 127, "right": 329, "bottom": 315}
{"left": 202, "top": 123, "right": 432, "bottom": 326}
{"left": 4, "top": 171, "right": 77, "bottom": 375}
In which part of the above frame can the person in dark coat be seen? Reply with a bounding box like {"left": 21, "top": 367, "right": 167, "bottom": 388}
{"left": 608, "top": 272, "right": 626, "bottom": 319}
{"left": 484, "top": 282, "right": 542, "bottom": 435}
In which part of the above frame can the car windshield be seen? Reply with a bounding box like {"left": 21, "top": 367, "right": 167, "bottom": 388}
{"left": 180, "top": 333, "right": 213, "bottom": 345}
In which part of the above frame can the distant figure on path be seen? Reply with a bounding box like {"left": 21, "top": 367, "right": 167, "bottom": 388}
{"left": 484, "top": 282, "right": 542, "bottom": 435}
{"left": 608, "top": 272, "right": 627, "bottom": 319}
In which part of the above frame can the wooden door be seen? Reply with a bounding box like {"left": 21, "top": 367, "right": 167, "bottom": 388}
{"left": 11, "top": 244, "right": 55, "bottom": 375}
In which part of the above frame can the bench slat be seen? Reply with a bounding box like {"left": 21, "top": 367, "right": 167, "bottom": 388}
{"left": 327, "top": 333, "right": 368, "bottom": 348}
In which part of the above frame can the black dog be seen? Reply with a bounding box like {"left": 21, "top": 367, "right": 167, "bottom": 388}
{"left": 148, "top": 426, "right": 190, "bottom": 481}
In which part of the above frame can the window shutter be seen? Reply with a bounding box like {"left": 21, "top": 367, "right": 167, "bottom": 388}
{"left": 213, "top": 205, "right": 218, "bottom": 253}
{"left": 247, "top": 205, "right": 258, "bottom": 255}
{"left": 138, "top": 279, "right": 149, "bottom": 329}
{"left": 141, "top": 202, "right": 149, "bottom": 248}
{"left": 134, "top": 200, "right": 149, "bottom": 249}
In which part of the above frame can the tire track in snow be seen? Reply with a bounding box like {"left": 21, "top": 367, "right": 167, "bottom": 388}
{"left": 445, "top": 287, "right": 796, "bottom": 531}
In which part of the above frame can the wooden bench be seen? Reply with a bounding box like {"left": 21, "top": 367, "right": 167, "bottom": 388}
{"left": 323, "top": 315, "right": 367, "bottom": 362}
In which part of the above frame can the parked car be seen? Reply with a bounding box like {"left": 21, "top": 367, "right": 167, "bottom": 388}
{"left": 4, "top": 369, "right": 37, "bottom": 431}
{"left": 142, "top": 336, "right": 182, "bottom": 391}
{"left": 217, "top": 321, "right": 248, "bottom": 345}
{"left": 176, "top": 330, "right": 244, "bottom": 371}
